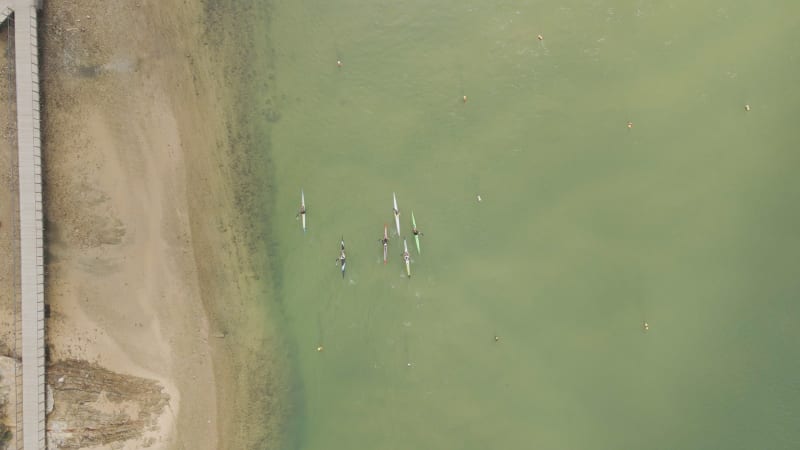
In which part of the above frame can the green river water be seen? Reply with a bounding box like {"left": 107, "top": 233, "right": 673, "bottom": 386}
{"left": 241, "top": 1, "right": 800, "bottom": 448}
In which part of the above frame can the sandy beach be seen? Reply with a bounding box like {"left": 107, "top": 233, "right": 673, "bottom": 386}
{"left": 0, "top": 18, "right": 20, "bottom": 449}
{"left": 17, "top": 0, "right": 288, "bottom": 448}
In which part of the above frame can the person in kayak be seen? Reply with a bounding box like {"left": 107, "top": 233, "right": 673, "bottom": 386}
{"left": 380, "top": 237, "right": 389, "bottom": 257}
{"left": 296, "top": 204, "right": 306, "bottom": 218}
{"left": 412, "top": 227, "right": 423, "bottom": 237}
{"left": 335, "top": 247, "right": 346, "bottom": 266}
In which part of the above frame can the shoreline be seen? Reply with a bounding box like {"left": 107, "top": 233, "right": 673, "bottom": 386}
{"left": 37, "top": 1, "right": 287, "bottom": 449}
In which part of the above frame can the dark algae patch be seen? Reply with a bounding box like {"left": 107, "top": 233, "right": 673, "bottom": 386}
{"left": 198, "top": 0, "right": 300, "bottom": 448}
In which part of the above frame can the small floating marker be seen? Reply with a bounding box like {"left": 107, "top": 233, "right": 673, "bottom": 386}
{"left": 537, "top": 34, "right": 544, "bottom": 41}
{"left": 316, "top": 345, "right": 324, "bottom": 352}
{"left": 643, "top": 321, "right": 649, "bottom": 332}
{"left": 477, "top": 194, "right": 482, "bottom": 202}
{"left": 337, "top": 60, "right": 343, "bottom": 68}
{"left": 627, "top": 121, "right": 633, "bottom": 129}
{"left": 494, "top": 335, "right": 500, "bottom": 342}
{"left": 744, "top": 104, "right": 750, "bottom": 112}
{"left": 462, "top": 95, "right": 468, "bottom": 103}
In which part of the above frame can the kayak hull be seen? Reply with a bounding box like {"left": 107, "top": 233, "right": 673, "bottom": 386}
{"left": 382, "top": 225, "right": 388, "bottom": 264}
{"left": 393, "top": 193, "right": 401, "bottom": 236}
{"left": 339, "top": 238, "right": 346, "bottom": 278}
{"left": 411, "top": 211, "right": 420, "bottom": 254}
{"left": 300, "top": 190, "right": 306, "bottom": 232}
{"left": 403, "top": 238, "right": 411, "bottom": 277}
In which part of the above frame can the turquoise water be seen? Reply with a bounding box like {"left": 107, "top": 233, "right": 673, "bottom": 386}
{"left": 255, "top": 1, "right": 800, "bottom": 448}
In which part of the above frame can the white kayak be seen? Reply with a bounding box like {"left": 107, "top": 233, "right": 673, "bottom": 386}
{"left": 393, "top": 192, "right": 401, "bottom": 236}
{"left": 382, "top": 224, "right": 389, "bottom": 264}
{"left": 403, "top": 238, "right": 411, "bottom": 278}
{"left": 300, "top": 189, "right": 306, "bottom": 232}
{"left": 338, "top": 237, "right": 346, "bottom": 278}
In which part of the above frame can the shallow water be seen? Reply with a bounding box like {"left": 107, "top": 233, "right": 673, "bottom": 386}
{"left": 251, "top": 0, "right": 800, "bottom": 448}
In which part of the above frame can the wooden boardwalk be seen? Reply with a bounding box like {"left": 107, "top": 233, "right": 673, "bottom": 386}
{"left": 3, "top": 1, "right": 45, "bottom": 449}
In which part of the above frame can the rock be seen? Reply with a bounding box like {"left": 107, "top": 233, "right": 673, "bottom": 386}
{"left": 46, "top": 384, "right": 54, "bottom": 415}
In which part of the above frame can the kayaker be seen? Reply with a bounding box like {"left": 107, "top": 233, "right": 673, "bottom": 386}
{"left": 336, "top": 250, "right": 346, "bottom": 265}
{"left": 412, "top": 227, "right": 423, "bottom": 237}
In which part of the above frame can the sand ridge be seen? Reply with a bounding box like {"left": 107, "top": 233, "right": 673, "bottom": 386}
{"left": 39, "top": 0, "right": 233, "bottom": 448}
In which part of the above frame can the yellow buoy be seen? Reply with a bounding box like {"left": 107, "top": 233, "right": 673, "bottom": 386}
{"left": 744, "top": 104, "right": 750, "bottom": 112}
{"left": 316, "top": 345, "right": 324, "bottom": 352}
{"left": 537, "top": 34, "right": 543, "bottom": 41}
